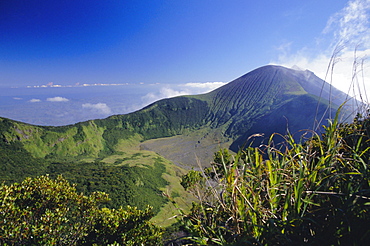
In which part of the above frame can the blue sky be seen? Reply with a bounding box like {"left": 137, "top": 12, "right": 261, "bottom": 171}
{"left": 1, "top": 0, "right": 369, "bottom": 97}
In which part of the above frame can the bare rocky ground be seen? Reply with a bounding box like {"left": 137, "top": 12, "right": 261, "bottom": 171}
{"left": 140, "top": 127, "right": 232, "bottom": 169}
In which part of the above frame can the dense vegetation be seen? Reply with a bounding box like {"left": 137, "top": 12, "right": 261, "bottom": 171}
{"left": 0, "top": 131, "right": 170, "bottom": 213}
{"left": 6, "top": 163, "right": 167, "bottom": 212}
{"left": 2, "top": 107, "right": 368, "bottom": 245}
{"left": 47, "top": 158, "right": 169, "bottom": 213}
{"left": 177, "top": 108, "right": 370, "bottom": 245}
{"left": 0, "top": 65, "right": 362, "bottom": 244}
{"left": 0, "top": 175, "right": 162, "bottom": 245}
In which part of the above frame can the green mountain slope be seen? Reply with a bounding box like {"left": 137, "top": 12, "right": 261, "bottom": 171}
{"left": 0, "top": 65, "right": 348, "bottom": 220}
{"left": 0, "top": 65, "right": 345, "bottom": 161}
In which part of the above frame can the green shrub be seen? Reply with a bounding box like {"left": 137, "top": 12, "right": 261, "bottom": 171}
{"left": 0, "top": 175, "right": 163, "bottom": 245}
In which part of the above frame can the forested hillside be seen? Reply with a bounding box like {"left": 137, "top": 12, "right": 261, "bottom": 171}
{"left": 1, "top": 108, "right": 369, "bottom": 245}
{"left": 0, "top": 65, "right": 353, "bottom": 222}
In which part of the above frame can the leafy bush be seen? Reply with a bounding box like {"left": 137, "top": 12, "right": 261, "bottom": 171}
{"left": 0, "top": 175, "right": 163, "bottom": 245}
{"left": 178, "top": 109, "right": 370, "bottom": 245}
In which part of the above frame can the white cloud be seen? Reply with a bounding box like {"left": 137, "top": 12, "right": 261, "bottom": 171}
{"left": 324, "top": 0, "right": 370, "bottom": 46}
{"left": 13, "top": 97, "right": 22, "bottom": 100}
{"left": 140, "top": 82, "right": 226, "bottom": 107}
{"left": 184, "top": 82, "right": 226, "bottom": 92}
{"left": 159, "top": 87, "right": 190, "bottom": 98}
{"left": 82, "top": 103, "right": 112, "bottom": 114}
{"left": 272, "top": 0, "right": 370, "bottom": 103}
{"left": 46, "top": 96, "right": 69, "bottom": 102}
{"left": 29, "top": 98, "right": 41, "bottom": 103}
{"left": 141, "top": 87, "right": 189, "bottom": 106}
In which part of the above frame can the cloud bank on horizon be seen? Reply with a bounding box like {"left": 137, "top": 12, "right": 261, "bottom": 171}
{"left": 140, "top": 81, "right": 227, "bottom": 107}
{"left": 272, "top": 0, "right": 370, "bottom": 103}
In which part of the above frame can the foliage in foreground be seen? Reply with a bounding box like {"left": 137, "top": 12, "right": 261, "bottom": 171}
{"left": 0, "top": 175, "right": 162, "bottom": 245}
{"left": 0, "top": 151, "right": 169, "bottom": 214}
{"left": 179, "top": 110, "right": 370, "bottom": 245}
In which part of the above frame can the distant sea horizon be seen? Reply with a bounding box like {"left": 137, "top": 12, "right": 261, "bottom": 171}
{"left": 0, "top": 84, "right": 167, "bottom": 126}
{"left": 0, "top": 82, "right": 224, "bottom": 126}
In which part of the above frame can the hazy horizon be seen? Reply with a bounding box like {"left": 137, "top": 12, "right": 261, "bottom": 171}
{"left": 0, "top": 81, "right": 226, "bottom": 126}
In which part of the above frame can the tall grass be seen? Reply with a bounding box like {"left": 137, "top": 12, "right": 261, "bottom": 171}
{"left": 176, "top": 107, "right": 370, "bottom": 245}
{"left": 170, "top": 48, "right": 370, "bottom": 245}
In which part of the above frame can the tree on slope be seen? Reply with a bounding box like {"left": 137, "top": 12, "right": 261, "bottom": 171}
{"left": 0, "top": 175, "right": 162, "bottom": 245}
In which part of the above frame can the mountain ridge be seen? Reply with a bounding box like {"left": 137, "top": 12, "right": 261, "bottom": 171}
{"left": 0, "top": 64, "right": 354, "bottom": 218}
{"left": 0, "top": 65, "right": 349, "bottom": 162}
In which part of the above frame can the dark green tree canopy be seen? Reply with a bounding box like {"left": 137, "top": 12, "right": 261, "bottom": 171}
{"left": 0, "top": 175, "right": 163, "bottom": 245}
